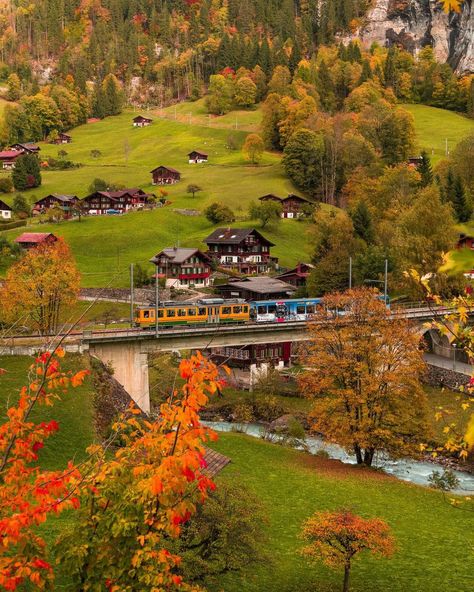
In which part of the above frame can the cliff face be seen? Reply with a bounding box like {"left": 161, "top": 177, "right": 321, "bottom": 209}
{"left": 358, "top": 0, "right": 474, "bottom": 73}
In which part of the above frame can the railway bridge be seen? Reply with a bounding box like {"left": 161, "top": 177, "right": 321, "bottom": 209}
{"left": 0, "top": 304, "right": 470, "bottom": 414}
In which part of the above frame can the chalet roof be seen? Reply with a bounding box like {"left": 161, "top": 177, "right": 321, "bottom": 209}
{"left": 133, "top": 115, "right": 153, "bottom": 122}
{"left": 205, "top": 228, "right": 275, "bottom": 247}
{"left": 84, "top": 188, "right": 146, "bottom": 200}
{"left": 0, "top": 199, "right": 12, "bottom": 211}
{"left": 277, "top": 262, "right": 314, "bottom": 278}
{"left": 0, "top": 151, "right": 23, "bottom": 159}
{"left": 150, "top": 247, "right": 209, "bottom": 265}
{"left": 188, "top": 150, "right": 208, "bottom": 157}
{"left": 14, "top": 232, "right": 56, "bottom": 244}
{"left": 12, "top": 143, "right": 40, "bottom": 151}
{"left": 150, "top": 165, "right": 181, "bottom": 174}
{"left": 59, "top": 132, "right": 72, "bottom": 138}
{"left": 221, "top": 276, "right": 295, "bottom": 295}
{"left": 258, "top": 194, "right": 282, "bottom": 202}
{"left": 281, "top": 194, "right": 311, "bottom": 203}
{"left": 37, "top": 194, "right": 78, "bottom": 204}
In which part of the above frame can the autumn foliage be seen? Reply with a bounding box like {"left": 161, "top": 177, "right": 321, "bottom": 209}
{"left": 301, "top": 509, "right": 395, "bottom": 592}
{"left": 0, "top": 239, "right": 80, "bottom": 335}
{"left": 299, "top": 288, "right": 428, "bottom": 466}
{"left": 0, "top": 349, "right": 88, "bottom": 590}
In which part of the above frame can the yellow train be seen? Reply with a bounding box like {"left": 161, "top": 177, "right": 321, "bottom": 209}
{"left": 135, "top": 298, "right": 250, "bottom": 328}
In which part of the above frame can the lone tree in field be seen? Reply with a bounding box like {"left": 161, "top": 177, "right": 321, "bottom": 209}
{"left": 249, "top": 200, "right": 282, "bottom": 228}
{"left": 299, "top": 287, "right": 428, "bottom": 466}
{"left": 243, "top": 133, "right": 264, "bottom": 165}
{"left": 187, "top": 183, "right": 202, "bottom": 198}
{"left": 301, "top": 509, "right": 395, "bottom": 592}
{"left": 0, "top": 239, "right": 80, "bottom": 334}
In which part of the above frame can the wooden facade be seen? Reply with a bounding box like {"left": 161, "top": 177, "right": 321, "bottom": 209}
{"left": 0, "top": 151, "right": 23, "bottom": 170}
{"left": 14, "top": 232, "right": 58, "bottom": 249}
{"left": 150, "top": 166, "right": 181, "bottom": 185}
{"left": 50, "top": 132, "right": 72, "bottom": 144}
{"left": 205, "top": 228, "right": 277, "bottom": 274}
{"left": 133, "top": 115, "right": 153, "bottom": 127}
{"left": 188, "top": 150, "right": 208, "bottom": 164}
{"left": 10, "top": 143, "right": 40, "bottom": 154}
{"left": 210, "top": 342, "right": 293, "bottom": 369}
{"left": 258, "top": 193, "right": 312, "bottom": 219}
{"left": 82, "top": 189, "right": 152, "bottom": 215}
{"left": 0, "top": 199, "right": 12, "bottom": 219}
{"left": 33, "top": 194, "right": 79, "bottom": 218}
{"left": 216, "top": 277, "right": 295, "bottom": 301}
{"left": 150, "top": 247, "right": 211, "bottom": 289}
{"left": 276, "top": 262, "right": 314, "bottom": 287}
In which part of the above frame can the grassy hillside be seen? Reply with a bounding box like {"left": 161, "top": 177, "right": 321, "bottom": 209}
{"left": 1, "top": 110, "right": 315, "bottom": 286}
{"left": 401, "top": 104, "right": 474, "bottom": 164}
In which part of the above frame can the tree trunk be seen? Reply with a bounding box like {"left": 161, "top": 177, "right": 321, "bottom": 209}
{"left": 342, "top": 561, "right": 351, "bottom": 592}
{"left": 354, "top": 444, "right": 363, "bottom": 465}
{"left": 363, "top": 448, "right": 375, "bottom": 467}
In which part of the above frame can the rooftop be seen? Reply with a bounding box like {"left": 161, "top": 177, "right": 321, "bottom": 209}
{"left": 150, "top": 247, "right": 208, "bottom": 265}
{"left": 222, "top": 276, "right": 296, "bottom": 295}
{"left": 14, "top": 232, "right": 56, "bottom": 244}
{"left": 205, "top": 228, "right": 274, "bottom": 246}
{"left": 150, "top": 165, "right": 181, "bottom": 174}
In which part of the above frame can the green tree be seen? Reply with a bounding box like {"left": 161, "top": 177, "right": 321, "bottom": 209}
{"left": 452, "top": 176, "right": 472, "bottom": 223}
{"left": 249, "top": 200, "right": 282, "bottom": 228}
{"left": 234, "top": 76, "right": 257, "bottom": 108}
{"left": 205, "top": 74, "right": 234, "bottom": 115}
{"left": 186, "top": 184, "right": 202, "bottom": 198}
{"left": 261, "top": 92, "right": 285, "bottom": 149}
{"left": 102, "top": 74, "right": 124, "bottom": 116}
{"left": 6, "top": 73, "right": 21, "bottom": 101}
{"left": 12, "top": 193, "right": 30, "bottom": 217}
{"left": 88, "top": 178, "right": 108, "bottom": 192}
{"left": 204, "top": 202, "right": 235, "bottom": 224}
{"left": 282, "top": 129, "right": 325, "bottom": 196}
{"left": 350, "top": 201, "right": 374, "bottom": 244}
{"left": 417, "top": 150, "right": 433, "bottom": 187}
{"left": 268, "top": 65, "right": 291, "bottom": 95}
{"left": 20, "top": 94, "right": 61, "bottom": 140}
{"left": 243, "top": 133, "right": 264, "bottom": 164}
{"left": 12, "top": 155, "right": 41, "bottom": 191}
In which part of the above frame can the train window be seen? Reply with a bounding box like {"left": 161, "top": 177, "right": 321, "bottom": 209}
{"left": 297, "top": 305, "right": 305, "bottom": 314}
{"left": 268, "top": 305, "right": 277, "bottom": 314}
{"left": 244, "top": 306, "right": 249, "bottom": 313}
{"left": 188, "top": 309, "right": 196, "bottom": 316}
{"left": 233, "top": 306, "right": 242, "bottom": 314}
{"left": 198, "top": 307, "right": 207, "bottom": 316}
{"left": 307, "top": 305, "right": 315, "bottom": 314}
{"left": 222, "top": 307, "right": 231, "bottom": 315}
{"left": 258, "top": 306, "right": 267, "bottom": 314}
{"left": 158, "top": 310, "right": 164, "bottom": 318}
{"left": 178, "top": 309, "right": 187, "bottom": 317}
{"left": 143, "top": 310, "right": 150, "bottom": 319}
{"left": 166, "top": 309, "right": 176, "bottom": 318}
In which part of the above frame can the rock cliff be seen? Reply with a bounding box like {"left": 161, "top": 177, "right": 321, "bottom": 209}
{"left": 358, "top": 0, "right": 474, "bottom": 73}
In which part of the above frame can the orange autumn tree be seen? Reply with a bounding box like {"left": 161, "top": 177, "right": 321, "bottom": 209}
{"left": 56, "top": 352, "right": 223, "bottom": 591}
{"left": 0, "top": 349, "right": 88, "bottom": 591}
{"left": 0, "top": 239, "right": 80, "bottom": 335}
{"left": 301, "top": 510, "right": 395, "bottom": 592}
{"left": 299, "top": 288, "right": 428, "bottom": 466}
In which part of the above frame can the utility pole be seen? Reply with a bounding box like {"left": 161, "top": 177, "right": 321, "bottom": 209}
{"left": 384, "top": 259, "right": 388, "bottom": 303}
{"left": 445, "top": 138, "right": 449, "bottom": 157}
{"left": 349, "top": 257, "right": 352, "bottom": 289}
{"left": 130, "top": 263, "right": 134, "bottom": 328}
{"left": 155, "top": 264, "right": 160, "bottom": 338}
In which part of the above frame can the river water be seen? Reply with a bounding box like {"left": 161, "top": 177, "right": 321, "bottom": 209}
{"left": 204, "top": 421, "right": 474, "bottom": 496}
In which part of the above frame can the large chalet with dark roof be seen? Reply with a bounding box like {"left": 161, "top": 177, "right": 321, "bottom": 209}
{"left": 150, "top": 247, "right": 212, "bottom": 289}
{"left": 204, "top": 228, "right": 277, "bottom": 274}
{"left": 33, "top": 194, "right": 79, "bottom": 218}
{"left": 0, "top": 150, "right": 23, "bottom": 170}
{"left": 150, "top": 166, "right": 181, "bottom": 185}
{"left": 258, "top": 193, "right": 313, "bottom": 219}
{"left": 10, "top": 143, "right": 41, "bottom": 154}
{"left": 276, "top": 262, "right": 314, "bottom": 288}
{"left": 81, "top": 188, "right": 153, "bottom": 215}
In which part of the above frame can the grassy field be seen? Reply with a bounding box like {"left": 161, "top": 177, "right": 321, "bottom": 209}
{"left": 401, "top": 103, "right": 474, "bottom": 164}
{"left": 0, "top": 110, "right": 314, "bottom": 286}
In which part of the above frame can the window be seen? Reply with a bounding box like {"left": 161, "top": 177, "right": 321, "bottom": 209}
{"left": 178, "top": 309, "right": 187, "bottom": 317}
{"left": 297, "top": 305, "right": 305, "bottom": 314}
{"left": 243, "top": 306, "right": 249, "bottom": 313}
{"left": 233, "top": 306, "right": 242, "bottom": 314}
{"left": 166, "top": 309, "right": 176, "bottom": 318}
{"left": 143, "top": 310, "right": 150, "bottom": 319}
{"left": 222, "top": 307, "right": 231, "bottom": 315}
{"left": 258, "top": 306, "right": 267, "bottom": 314}
{"left": 307, "top": 305, "right": 315, "bottom": 314}
{"left": 188, "top": 308, "right": 196, "bottom": 316}
{"left": 158, "top": 310, "right": 164, "bottom": 318}
{"left": 198, "top": 307, "right": 207, "bottom": 316}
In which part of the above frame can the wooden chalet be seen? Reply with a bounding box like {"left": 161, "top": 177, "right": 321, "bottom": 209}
{"left": 276, "top": 262, "right": 314, "bottom": 288}
{"left": 0, "top": 150, "right": 24, "bottom": 170}
{"left": 150, "top": 247, "right": 212, "bottom": 289}
{"left": 14, "top": 232, "right": 57, "bottom": 249}
{"left": 258, "top": 193, "right": 312, "bottom": 219}
{"left": 10, "top": 143, "right": 41, "bottom": 154}
{"left": 210, "top": 342, "right": 292, "bottom": 370}
{"left": 205, "top": 228, "right": 277, "bottom": 274}
{"left": 188, "top": 150, "right": 208, "bottom": 164}
{"left": 408, "top": 156, "right": 423, "bottom": 167}
{"left": 150, "top": 166, "right": 181, "bottom": 185}
{"left": 216, "top": 277, "right": 295, "bottom": 301}
{"left": 50, "top": 132, "right": 72, "bottom": 144}
{"left": 82, "top": 188, "right": 153, "bottom": 215}
{"left": 33, "top": 194, "right": 79, "bottom": 218}
{"left": 0, "top": 199, "right": 12, "bottom": 220}
{"left": 133, "top": 115, "right": 153, "bottom": 127}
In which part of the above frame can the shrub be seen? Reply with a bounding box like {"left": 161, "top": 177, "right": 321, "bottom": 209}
{"left": 0, "top": 177, "right": 13, "bottom": 193}
{"left": 204, "top": 202, "right": 235, "bottom": 224}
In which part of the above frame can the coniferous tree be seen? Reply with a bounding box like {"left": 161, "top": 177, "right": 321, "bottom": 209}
{"left": 452, "top": 176, "right": 472, "bottom": 223}
{"left": 350, "top": 201, "right": 374, "bottom": 244}
{"left": 417, "top": 151, "right": 433, "bottom": 187}
{"left": 12, "top": 154, "right": 41, "bottom": 191}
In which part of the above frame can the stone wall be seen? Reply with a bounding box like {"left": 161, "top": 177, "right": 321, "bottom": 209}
{"left": 424, "top": 364, "right": 471, "bottom": 391}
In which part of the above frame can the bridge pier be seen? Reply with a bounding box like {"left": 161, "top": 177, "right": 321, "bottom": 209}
{"left": 89, "top": 342, "right": 150, "bottom": 414}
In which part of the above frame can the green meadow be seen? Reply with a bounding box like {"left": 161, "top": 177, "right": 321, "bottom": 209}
{"left": 401, "top": 103, "right": 474, "bottom": 164}
{"left": 1, "top": 109, "right": 313, "bottom": 286}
